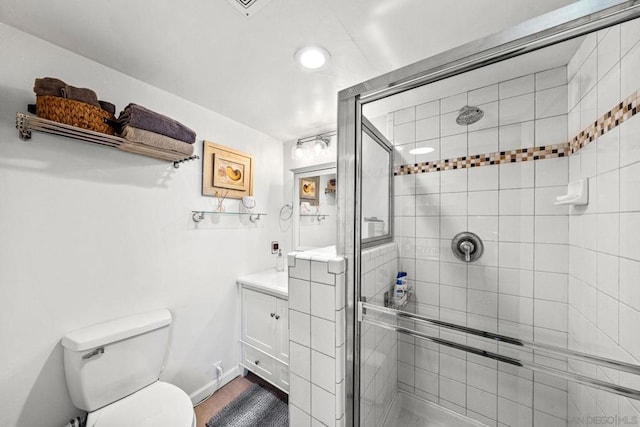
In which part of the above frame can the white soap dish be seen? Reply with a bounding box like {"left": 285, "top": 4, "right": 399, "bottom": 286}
{"left": 555, "top": 179, "right": 588, "bottom": 206}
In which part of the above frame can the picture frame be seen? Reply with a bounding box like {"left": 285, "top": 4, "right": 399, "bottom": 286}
{"left": 299, "top": 176, "right": 319, "bottom": 206}
{"left": 202, "top": 141, "right": 254, "bottom": 199}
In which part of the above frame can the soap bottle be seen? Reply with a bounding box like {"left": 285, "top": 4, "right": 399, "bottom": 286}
{"left": 276, "top": 249, "right": 284, "bottom": 272}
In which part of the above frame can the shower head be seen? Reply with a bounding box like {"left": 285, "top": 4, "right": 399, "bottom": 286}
{"left": 456, "top": 105, "right": 484, "bottom": 125}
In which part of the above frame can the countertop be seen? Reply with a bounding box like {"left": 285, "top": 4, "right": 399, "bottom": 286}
{"left": 237, "top": 268, "right": 288, "bottom": 299}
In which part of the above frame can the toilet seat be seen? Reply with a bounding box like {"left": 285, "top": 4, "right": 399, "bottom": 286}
{"left": 85, "top": 381, "right": 195, "bottom": 427}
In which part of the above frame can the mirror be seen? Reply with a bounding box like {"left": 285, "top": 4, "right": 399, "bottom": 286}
{"left": 361, "top": 117, "right": 393, "bottom": 246}
{"left": 291, "top": 163, "right": 337, "bottom": 251}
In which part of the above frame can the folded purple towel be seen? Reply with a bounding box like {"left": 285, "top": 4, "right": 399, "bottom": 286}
{"left": 117, "top": 103, "right": 196, "bottom": 144}
{"left": 33, "top": 77, "right": 66, "bottom": 97}
{"left": 99, "top": 101, "right": 116, "bottom": 115}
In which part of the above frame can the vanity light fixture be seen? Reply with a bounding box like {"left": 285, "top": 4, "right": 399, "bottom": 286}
{"left": 293, "top": 130, "right": 335, "bottom": 158}
{"left": 294, "top": 46, "right": 331, "bottom": 70}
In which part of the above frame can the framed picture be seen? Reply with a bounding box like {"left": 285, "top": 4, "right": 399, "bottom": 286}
{"left": 202, "top": 141, "right": 253, "bottom": 199}
{"left": 299, "top": 176, "right": 319, "bottom": 206}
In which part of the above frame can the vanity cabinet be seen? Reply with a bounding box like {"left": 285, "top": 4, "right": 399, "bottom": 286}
{"left": 240, "top": 286, "right": 289, "bottom": 392}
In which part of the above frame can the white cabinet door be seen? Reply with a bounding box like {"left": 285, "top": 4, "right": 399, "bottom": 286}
{"left": 276, "top": 298, "right": 289, "bottom": 364}
{"left": 242, "top": 288, "right": 277, "bottom": 355}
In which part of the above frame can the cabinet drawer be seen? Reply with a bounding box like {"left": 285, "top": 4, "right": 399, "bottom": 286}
{"left": 243, "top": 344, "right": 276, "bottom": 381}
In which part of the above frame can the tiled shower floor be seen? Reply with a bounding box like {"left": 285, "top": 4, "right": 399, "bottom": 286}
{"left": 382, "top": 391, "right": 488, "bottom": 427}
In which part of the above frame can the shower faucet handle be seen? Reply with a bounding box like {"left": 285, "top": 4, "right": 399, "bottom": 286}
{"left": 459, "top": 240, "right": 474, "bottom": 262}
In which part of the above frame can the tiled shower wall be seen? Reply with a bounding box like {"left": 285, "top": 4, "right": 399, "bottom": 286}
{"left": 566, "top": 20, "right": 640, "bottom": 423}
{"left": 391, "top": 67, "right": 574, "bottom": 425}
{"left": 288, "top": 251, "right": 346, "bottom": 427}
{"left": 360, "top": 243, "right": 399, "bottom": 427}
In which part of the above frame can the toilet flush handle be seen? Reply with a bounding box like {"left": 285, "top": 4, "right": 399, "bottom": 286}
{"left": 82, "top": 347, "right": 104, "bottom": 360}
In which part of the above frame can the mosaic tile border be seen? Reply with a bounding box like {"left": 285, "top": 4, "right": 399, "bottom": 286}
{"left": 394, "top": 89, "right": 640, "bottom": 176}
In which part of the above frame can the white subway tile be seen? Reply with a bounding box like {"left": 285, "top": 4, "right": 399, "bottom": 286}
{"left": 311, "top": 350, "right": 335, "bottom": 394}
{"left": 290, "top": 341, "right": 311, "bottom": 380}
{"left": 620, "top": 257, "right": 640, "bottom": 312}
{"left": 468, "top": 289, "right": 498, "bottom": 318}
{"left": 290, "top": 373, "right": 312, "bottom": 413}
{"left": 311, "top": 316, "right": 335, "bottom": 357}
{"left": 440, "top": 284, "right": 467, "bottom": 311}
{"left": 500, "top": 93, "right": 535, "bottom": 126}
{"left": 290, "top": 309, "right": 311, "bottom": 346}
{"left": 535, "top": 271, "right": 568, "bottom": 302}
{"left": 620, "top": 213, "right": 640, "bottom": 261}
{"left": 534, "top": 300, "right": 568, "bottom": 332}
{"left": 499, "top": 242, "right": 534, "bottom": 270}
{"left": 535, "top": 216, "right": 569, "bottom": 244}
{"left": 311, "top": 260, "right": 335, "bottom": 285}
{"left": 468, "top": 165, "right": 499, "bottom": 191}
{"left": 620, "top": 115, "right": 640, "bottom": 168}
{"left": 620, "top": 161, "right": 640, "bottom": 212}
{"left": 580, "top": 87, "right": 597, "bottom": 131}
{"left": 468, "top": 127, "right": 499, "bottom": 155}
{"left": 499, "top": 188, "right": 534, "bottom": 215}
{"left": 415, "top": 216, "right": 439, "bottom": 239}
{"left": 311, "top": 384, "right": 335, "bottom": 426}
{"left": 621, "top": 40, "right": 640, "bottom": 99}
{"left": 499, "top": 268, "right": 534, "bottom": 298}
{"left": 414, "top": 138, "right": 441, "bottom": 163}
{"left": 440, "top": 133, "right": 467, "bottom": 159}
{"left": 441, "top": 92, "right": 467, "bottom": 114}
{"left": 500, "top": 75, "right": 535, "bottom": 99}
{"left": 498, "top": 371, "right": 533, "bottom": 407}
{"left": 598, "top": 25, "right": 620, "bottom": 81}
{"left": 440, "top": 168, "right": 467, "bottom": 193}
{"left": 311, "top": 282, "right": 335, "bottom": 321}
{"left": 534, "top": 243, "right": 568, "bottom": 274}
{"left": 468, "top": 215, "right": 499, "bottom": 242}
{"left": 440, "top": 192, "right": 467, "bottom": 216}
{"left": 290, "top": 277, "right": 311, "bottom": 313}
{"left": 415, "top": 116, "right": 440, "bottom": 141}
{"left": 597, "top": 64, "right": 621, "bottom": 118}
{"left": 535, "top": 186, "right": 569, "bottom": 215}
{"left": 498, "top": 396, "right": 533, "bottom": 426}
{"left": 580, "top": 49, "right": 598, "bottom": 100}
{"left": 416, "top": 99, "right": 440, "bottom": 120}
{"left": 468, "top": 265, "right": 498, "bottom": 292}
{"left": 415, "top": 171, "right": 440, "bottom": 195}
{"left": 394, "top": 121, "right": 415, "bottom": 145}
{"left": 441, "top": 111, "right": 465, "bottom": 137}
{"left": 597, "top": 290, "right": 618, "bottom": 341}
{"left": 536, "top": 86, "right": 568, "bottom": 119}
{"left": 415, "top": 194, "right": 439, "bottom": 216}
{"left": 499, "top": 294, "right": 533, "bottom": 325}
{"left": 500, "top": 161, "right": 535, "bottom": 189}
{"left": 415, "top": 367, "right": 439, "bottom": 396}
{"left": 290, "top": 404, "right": 311, "bottom": 426}
{"left": 534, "top": 383, "right": 568, "bottom": 420}
{"left": 469, "top": 84, "right": 499, "bottom": 105}
{"left": 439, "top": 377, "right": 466, "bottom": 407}
{"left": 535, "top": 157, "right": 568, "bottom": 188}
{"left": 468, "top": 190, "right": 499, "bottom": 216}
{"left": 535, "top": 115, "right": 568, "bottom": 147}
{"left": 394, "top": 106, "right": 415, "bottom": 125}
{"left": 290, "top": 258, "right": 311, "bottom": 281}
{"left": 536, "top": 67, "right": 567, "bottom": 91}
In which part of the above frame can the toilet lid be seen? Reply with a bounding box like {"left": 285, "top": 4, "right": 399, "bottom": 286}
{"left": 87, "top": 381, "right": 194, "bottom": 427}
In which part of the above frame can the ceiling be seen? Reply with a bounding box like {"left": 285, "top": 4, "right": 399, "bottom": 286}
{"left": 0, "top": 0, "right": 577, "bottom": 141}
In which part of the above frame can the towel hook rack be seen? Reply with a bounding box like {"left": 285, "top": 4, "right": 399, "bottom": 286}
{"left": 173, "top": 155, "right": 200, "bottom": 168}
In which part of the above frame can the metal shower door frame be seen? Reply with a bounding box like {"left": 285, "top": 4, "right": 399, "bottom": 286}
{"left": 336, "top": 1, "right": 640, "bottom": 426}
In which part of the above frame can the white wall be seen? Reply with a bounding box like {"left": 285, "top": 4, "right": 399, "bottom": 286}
{"left": 0, "top": 24, "right": 285, "bottom": 427}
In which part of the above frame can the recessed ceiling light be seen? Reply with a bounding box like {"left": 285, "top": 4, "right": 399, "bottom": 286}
{"left": 295, "top": 46, "right": 331, "bottom": 70}
{"left": 409, "top": 147, "right": 435, "bottom": 155}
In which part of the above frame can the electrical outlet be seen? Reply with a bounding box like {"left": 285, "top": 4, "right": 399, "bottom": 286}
{"left": 271, "top": 241, "right": 279, "bottom": 254}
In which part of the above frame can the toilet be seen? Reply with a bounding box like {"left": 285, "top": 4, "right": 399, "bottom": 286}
{"left": 61, "top": 309, "right": 196, "bottom": 427}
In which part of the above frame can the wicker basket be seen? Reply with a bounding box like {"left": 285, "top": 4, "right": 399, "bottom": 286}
{"left": 36, "top": 95, "right": 115, "bottom": 135}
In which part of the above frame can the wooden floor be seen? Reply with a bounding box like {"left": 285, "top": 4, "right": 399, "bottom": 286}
{"left": 194, "top": 372, "right": 288, "bottom": 427}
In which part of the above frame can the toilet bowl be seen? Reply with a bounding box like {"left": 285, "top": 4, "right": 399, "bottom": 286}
{"left": 61, "top": 309, "right": 195, "bottom": 427}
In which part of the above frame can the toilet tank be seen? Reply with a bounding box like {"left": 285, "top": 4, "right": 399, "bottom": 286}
{"left": 61, "top": 309, "right": 172, "bottom": 412}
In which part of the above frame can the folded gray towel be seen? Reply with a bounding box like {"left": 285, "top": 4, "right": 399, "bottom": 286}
{"left": 60, "top": 85, "right": 100, "bottom": 108}
{"left": 117, "top": 103, "right": 196, "bottom": 144}
{"left": 33, "top": 77, "right": 66, "bottom": 97}
{"left": 34, "top": 77, "right": 103, "bottom": 108}
{"left": 99, "top": 101, "right": 116, "bottom": 115}
{"left": 119, "top": 125, "right": 194, "bottom": 156}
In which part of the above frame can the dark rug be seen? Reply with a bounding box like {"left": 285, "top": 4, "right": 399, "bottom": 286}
{"left": 206, "top": 383, "right": 288, "bottom": 427}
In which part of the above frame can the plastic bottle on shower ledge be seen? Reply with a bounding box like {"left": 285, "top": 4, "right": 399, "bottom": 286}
{"left": 275, "top": 249, "right": 284, "bottom": 272}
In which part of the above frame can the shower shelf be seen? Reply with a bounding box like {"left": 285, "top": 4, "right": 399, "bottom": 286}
{"left": 300, "top": 214, "right": 329, "bottom": 221}
{"left": 191, "top": 211, "right": 267, "bottom": 223}
{"left": 15, "top": 112, "right": 199, "bottom": 168}
{"left": 384, "top": 287, "right": 413, "bottom": 310}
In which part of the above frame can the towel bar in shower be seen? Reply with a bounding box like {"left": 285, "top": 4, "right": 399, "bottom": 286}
{"left": 359, "top": 301, "right": 640, "bottom": 401}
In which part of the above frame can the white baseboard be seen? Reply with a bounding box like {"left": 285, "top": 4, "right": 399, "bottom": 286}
{"left": 189, "top": 364, "right": 241, "bottom": 404}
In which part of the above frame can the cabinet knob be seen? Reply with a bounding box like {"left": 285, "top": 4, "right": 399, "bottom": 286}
{"left": 275, "top": 315, "right": 280, "bottom": 319}
{"left": 270, "top": 313, "right": 275, "bottom": 317}
{"left": 255, "top": 360, "right": 260, "bottom": 365}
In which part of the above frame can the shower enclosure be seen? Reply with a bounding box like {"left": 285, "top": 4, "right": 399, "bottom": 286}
{"left": 337, "top": 1, "right": 640, "bottom": 426}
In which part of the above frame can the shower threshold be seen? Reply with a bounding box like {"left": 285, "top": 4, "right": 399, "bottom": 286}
{"left": 382, "top": 391, "right": 488, "bottom": 427}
